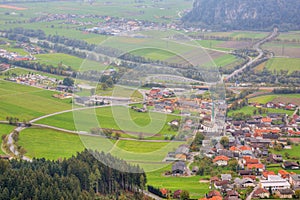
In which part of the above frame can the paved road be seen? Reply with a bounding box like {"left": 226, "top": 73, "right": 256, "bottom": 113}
{"left": 246, "top": 185, "right": 259, "bottom": 200}
{"left": 226, "top": 28, "right": 279, "bottom": 81}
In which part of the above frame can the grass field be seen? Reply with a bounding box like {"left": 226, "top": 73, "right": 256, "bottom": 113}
{"left": 0, "top": 44, "right": 28, "bottom": 56}
{"left": 270, "top": 144, "right": 300, "bottom": 160}
{"left": 0, "top": 124, "right": 15, "bottom": 155}
{"left": 265, "top": 57, "right": 300, "bottom": 73}
{"left": 227, "top": 106, "right": 294, "bottom": 117}
{"left": 37, "top": 106, "right": 181, "bottom": 139}
{"left": 34, "top": 53, "right": 106, "bottom": 71}
{"left": 249, "top": 94, "right": 300, "bottom": 104}
{"left": 0, "top": 80, "right": 71, "bottom": 121}
{"left": 130, "top": 48, "right": 176, "bottom": 60}
{"left": 147, "top": 166, "right": 209, "bottom": 199}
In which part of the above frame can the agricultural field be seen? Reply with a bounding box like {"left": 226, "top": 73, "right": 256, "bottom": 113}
{"left": 0, "top": 80, "right": 71, "bottom": 121}
{"left": 227, "top": 106, "right": 294, "bottom": 117}
{"left": 36, "top": 106, "right": 181, "bottom": 139}
{"left": 262, "top": 41, "right": 300, "bottom": 58}
{"left": 0, "top": 124, "right": 15, "bottom": 155}
{"left": 249, "top": 94, "right": 300, "bottom": 105}
{"left": 34, "top": 53, "right": 106, "bottom": 71}
{"left": 265, "top": 57, "right": 300, "bottom": 73}
{"left": 147, "top": 166, "right": 209, "bottom": 199}
{"left": 278, "top": 31, "right": 300, "bottom": 42}
{"left": 198, "top": 31, "right": 269, "bottom": 40}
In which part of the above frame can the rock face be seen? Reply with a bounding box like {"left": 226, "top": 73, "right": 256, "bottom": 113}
{"left": 183, "top": 0, "right": 300, "bottom": 31}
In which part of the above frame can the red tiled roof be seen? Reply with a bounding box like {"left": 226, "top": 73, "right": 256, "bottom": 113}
{"left": 263, "top": 171, "right": 275, "bottom": 178}
{"left": 240, "top": 146, "right": 251, "bottom": 151}
{"left": 213, "top": 155, "right": 230, "bottom": 162}
{"left": 247, "top": 163, "right": 264, "bottom": 169}
{"left": 261, "top": 117, "right": 272, "bottom": 123}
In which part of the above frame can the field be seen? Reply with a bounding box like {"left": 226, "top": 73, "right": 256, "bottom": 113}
{"left": 147, "top": 166, "right": 209, "bottom": 199}
{"left": 35, "top": 53, "right": 106, "bottom": 71}
{"left": 130, "top": 48, "right": 176, "bottom": 60}
{"left": 0, "top": 80, "right": 71, "bottom": 121}
{"left": 249, "top": 94, "right": 300, "bottom": 106}
{"left": 262, "top": 42, "right": 300, "bottom": 58}
{"left": 198, "top": 31, "right": 268, "bottom": 40}
{"left": 36, "top": 106, "right": 181, "bottom": 139}
{"left": 278, "top": 31, "right": 300, "bottom": 42}
{"left": 227, "top": 106, "right": 294, "bottom": 117}
{"left": 0, "top": 124, "right": 15, "bottom": 155}
{"left": 265, "top": 57, "right": 300, "bottom": 73}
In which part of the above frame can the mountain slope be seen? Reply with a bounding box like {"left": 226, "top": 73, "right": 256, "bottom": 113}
{"left": 183, "top": 0, "right": 300, "bottom": 31}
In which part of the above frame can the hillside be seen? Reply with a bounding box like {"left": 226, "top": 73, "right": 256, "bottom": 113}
{"left": 183, "top": 0, "right": 300, "bottom": 31}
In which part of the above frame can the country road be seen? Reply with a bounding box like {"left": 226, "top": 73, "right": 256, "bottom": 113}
{"left": 226, "top": 28, "right": 279, "bottom": 80}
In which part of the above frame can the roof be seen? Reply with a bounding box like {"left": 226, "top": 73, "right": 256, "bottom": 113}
{"left": 247, "top": 163, "right": 264, "bottom": 169}
{"left": 253, "top": 188, "right": 269, "bottom": 196}
{"left": 213, "top": 155, "right": 229, "bottom": 162}
{"left": 239, "top": 146, "right": 251, "bottom": 151}
{"left": 208, "top": 190, "right": 222, "bottom": 197}
{"left": 261, "top": 117, "right": 272, "bottom": 123}
{"left": 291, "top": 174, "right": 300, "bottom": 181}
{"left": 172, "top": 161, "right": 186, "bottom": 172}
{"left": 277, "top": 188, "right": 294, "bottom": 195}
{"left": 263, "top": 171, "right": 275, "bottom": 178}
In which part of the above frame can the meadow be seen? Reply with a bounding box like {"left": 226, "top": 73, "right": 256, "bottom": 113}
{"left": 0, "top": 80, "right": 71, "bottom": 121}
{"left": 265, "top": 57, "right": 300, "bottom": 73}
{"left": 249, "top": 94, "right": 300, "bottom": 104}
{"left": 35, "top": 53, "right": 106, "bottom": 71}
{"left": 227, "top": 106, "right": 294, "bottom": 117}
{"left": 36, "top": 106, "right": 181, "bottom": 139}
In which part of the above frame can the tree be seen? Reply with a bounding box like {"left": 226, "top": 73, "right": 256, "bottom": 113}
{"left": 63, "top": 77, "right": 74, "bottom": 86}
{"left": 228, "top": 158, "right": 238, "bottom": 171}
{"left": 295, "top": 189, "right": 300, "bottom": 199}
{"left": 180, "top": 190, "right": 190, "bottom": 200}
{"left": 220, "top": 136, "right": 229, "bottom": 149}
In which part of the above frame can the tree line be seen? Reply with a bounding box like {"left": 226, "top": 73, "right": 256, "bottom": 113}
{"left": 0, "top": 149, "right": 147, "bottom": 200}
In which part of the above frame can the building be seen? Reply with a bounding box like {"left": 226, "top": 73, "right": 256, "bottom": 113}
{"left": 289, "top": 174, "right": 300, "bottom": 189}
{"left": 260, "top": 175, "right": 291, "bottom": 192}
{"left": 253, "top": 188, "right": 270, "bottom": 199}
{"left": 275, "top": 189, "right": 294, "bottom": 199}
{"left": 213, "top": 155, "right": 229, "bottom": 166}
{"left": 172, "top": 161, "right": 186, "bottom": 175}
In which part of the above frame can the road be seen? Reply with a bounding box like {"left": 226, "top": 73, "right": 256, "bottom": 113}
{"left": 226, "top": 28, "right": 279, "bottom": 81}
{"left": 246, "top": 185, "right": 259, "bottom": 200}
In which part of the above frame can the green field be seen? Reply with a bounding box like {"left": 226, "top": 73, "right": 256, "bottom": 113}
{"left": 199, "top": 31, "right": 268, "bottom": 40}
{"left": 0, "top": 80, "right": 71, "bottom": 121}
{"left": 0, "top": 124, "right": 15, "bottom": 155}
{"left": 265, "top": 57, "right": 300, "bottom": 73}
{"left": 249, "top": 94, "right": 300, "bottom": 104}
{"left": 34, "top": 53, "right": 106, "bottom": 71}
{"left": 228, "top": 106, "right": 294, "bottom": 117}
{"left": 37, "top": 106, "right": 181, "bottom": 139}
{"left": 278, "top": 31, "right": 300, "bottom": 41}
{"left": 210, "top": 54, "right": 240, "bottom": 67}
{"left": 130, "top": 48, "right": 176, "bottom": 60}
{"left": 0, "top": 44, "right": 28, "bottom": 56}
{"left": 147, "top": 166, "right": 209, "bottom": 199}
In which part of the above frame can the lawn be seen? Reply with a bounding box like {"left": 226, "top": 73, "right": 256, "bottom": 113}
{"left": 0, "top": 80, "right": 71, "bottom": 121}
{"left": 265, "top": 57, "right": 300, "bottom": 73}
{"left": 37, "top": 106, "right": 181, "bottom": 139}
{"left": 96, "top": 85, "right": 143, "bottom": 101}
{"left": 0, "top": 124, "right": 15, "bottom": 155}
{"left": 270, "top": 144, "right": 300, "bottom": 160}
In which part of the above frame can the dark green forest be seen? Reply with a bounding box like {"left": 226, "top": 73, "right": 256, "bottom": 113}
{"left": 183, "top": 0, "right": 300, "bottom": 31}
{"left": 0, "top": 150, "right": 147, "bottom": 200}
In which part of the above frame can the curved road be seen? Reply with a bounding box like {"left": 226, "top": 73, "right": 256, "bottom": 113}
{"left": 226, "top": 28, "right": 279, "bottom": 81}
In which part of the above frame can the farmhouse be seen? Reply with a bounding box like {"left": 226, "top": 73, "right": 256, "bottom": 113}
{"left": 289, "top": 174, "right": 300, "bottom": 189}
{"left": 172, "top": 161, "right": 186, "bottom": 175}
{"left": 213, "top": 155, "right": 229, "bottom": 166}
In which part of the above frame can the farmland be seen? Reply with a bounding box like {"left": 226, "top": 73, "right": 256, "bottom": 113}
{"left": 227, "top": 106, "right": 294, "bottom": 117}
{"left": 249, "top": 94, "right": 300, "bottom": 105}
{"left": 265, "top": 57, "right": 300, "bottom": 73}
{"left": 36, "top": 106, "right": 181, "bottom": 139}
{"left": 0, "top": 80, "right": 71, "bottom": 121}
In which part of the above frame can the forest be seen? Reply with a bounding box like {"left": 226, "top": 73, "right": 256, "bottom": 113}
{"left": 183, "top": 0, "right": 300, "bottom": 31}
{"left": 0, "top": 150, "right": 147, "bottom": 200}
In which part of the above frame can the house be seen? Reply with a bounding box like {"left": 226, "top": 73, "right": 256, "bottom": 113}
{"left": 253, "top": 188, "right": 270, "bottom": 199}
{"left": 213, "top": 156, "right": 229, "bottom": 166}
{"left": 278, "top": 170, "right": 291, "bottom": 179}
{"left": 221, "top": 174, "right": 232, "bottom": 181}
{"left": 283, "top": 161, "right": 300, "bottom": 170}
{"left": 207, "top": 190, "right": 222, "bottom": 199}
{"left": 172, "top": 161, "right": 186, "bottom": 175}
{"left": 260, "top": 175, "right": 291, "bottom": 192}
{"left": 224, "top": 190, "right": 240, "bottom": 200}
{"left": 214, "top": 180, "right": 230, "bottom": 190}
{"left": 173, "top": 190, "right": 182, "bottom": 199}
{"left": 289, "top": 174, "right": 300, "bottom": 189}
{"left": 275, "top": 189, "right": 294, "bottom": 199}
{"left": 262, "top": 171, "right": 275, "bottom": 179}
{"left": 247, "top": 164, "right": 265, "bottom": 172}
{"left": 269, "top": 154, "right": 283, "bottom": 163}
{"left": 261, "top": 117, "right": 272, "bottom": 125}
{"left": 234, "top": 178, "right": 255, "bottom": 188}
